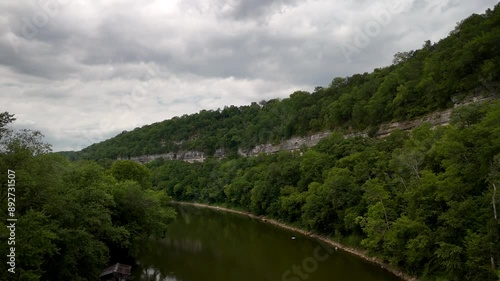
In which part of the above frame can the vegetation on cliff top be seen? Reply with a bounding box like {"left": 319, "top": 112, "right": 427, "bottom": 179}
{"left": 2, "top": 4, "right": 500, "bottom": 281}
{"left": 151, "top": 100, "right": 500, "bottom": 280}
{"left": 77, "top": 4, "right": 499, "bottom": 160}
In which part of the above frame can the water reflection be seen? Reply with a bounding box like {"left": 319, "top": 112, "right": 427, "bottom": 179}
{"left": 133, "top": 205, "right": 403, "bottom": 281}
{"left": 164, "top": 238, "right": 202, "bottom": 253}
{"left": 141, "top": 267, "right": 179, "bottom": 281}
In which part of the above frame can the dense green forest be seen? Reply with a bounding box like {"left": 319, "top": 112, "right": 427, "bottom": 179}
{"left": 0, "top": 112, "right": 176, "bottom": 281}
{"left": 149, "top": 100, "right": 500, "bottom": 280}
{"left": 3, "top": 4, "right": 500, "bottom": 281}
{"left": 77, "top": 4, "right": 500, "bottom": 160}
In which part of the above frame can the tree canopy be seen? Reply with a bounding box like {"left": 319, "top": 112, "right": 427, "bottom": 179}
{"left": 150, "top": 100, "right": 500, "bottom": 280}
{"left": 76, "top": 4, "right": 499, "bottom": 161}
{"left": 3, "top": 4, "right": 500, "bottom": 281}
{"left": 0, "top": 117, "right": 175, "bottom": 281}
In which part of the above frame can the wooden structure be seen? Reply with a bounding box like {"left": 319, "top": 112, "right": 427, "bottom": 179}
{"left": 99, "top": 263, "right": 132, "bottom": 281}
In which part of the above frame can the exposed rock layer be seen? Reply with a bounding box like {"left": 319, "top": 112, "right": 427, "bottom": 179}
{"left": 121, "top": 95, "right": 495, "bottom": 163}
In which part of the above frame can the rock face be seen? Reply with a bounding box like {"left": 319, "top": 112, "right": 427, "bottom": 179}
{"left": 375, "top": 109, "right": 452, "bottom": 138}
{"left": 121, "top": 95, "right": 496, "bottom": 164}
{"left": 119, "top": 150, "right": 206, "bottom": 163}
{"left": 122, "top": 108, "right": 453, "bottom": 164}
{"left": 238, "top": 131, "right": 332, "bottom": 156}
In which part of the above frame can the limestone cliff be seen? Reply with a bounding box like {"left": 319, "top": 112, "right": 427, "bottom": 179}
{"left": 121, "top": 95, "right": 496, "bottom": 163}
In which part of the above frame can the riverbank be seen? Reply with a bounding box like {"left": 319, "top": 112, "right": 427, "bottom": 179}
{"left": 173, "top": 201, "right": 418, "bottom": 281}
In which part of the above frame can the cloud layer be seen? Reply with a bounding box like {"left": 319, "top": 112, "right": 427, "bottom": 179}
{"left": 0, "top": 0, "right": 497, "bottom": 151}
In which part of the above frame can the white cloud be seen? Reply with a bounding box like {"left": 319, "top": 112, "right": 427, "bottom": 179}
{"left": 0, "top": 0, "right": 497, "bottom": 151}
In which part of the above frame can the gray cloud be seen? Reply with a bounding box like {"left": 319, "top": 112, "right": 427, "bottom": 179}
{"left": 0, "top": 0, "right": 497, "bottom": 151}
{"left": 223, "top": 0, "right": 300, "bottom": 20}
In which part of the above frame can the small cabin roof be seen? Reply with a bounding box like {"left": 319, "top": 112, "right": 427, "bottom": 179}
{"left": 99, "top": 263, "right": 131, "bottom": 278}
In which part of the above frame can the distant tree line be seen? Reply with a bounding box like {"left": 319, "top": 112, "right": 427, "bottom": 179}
{"left": 3, "top": 4, "right": 499, "bottom": 281}
{"left": 150, "top": 100, "right": 500, "bottom": 280}
{"left": 77, "top": 5, "right": 499, "bottom": 161}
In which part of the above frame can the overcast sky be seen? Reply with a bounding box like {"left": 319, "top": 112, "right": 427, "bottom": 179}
{"left": 0, "top": 0, "right": 497, "bottom": 151}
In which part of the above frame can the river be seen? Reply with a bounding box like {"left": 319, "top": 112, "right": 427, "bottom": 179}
{"left": 132, "top": 204, "right": 403, "bottom": 281}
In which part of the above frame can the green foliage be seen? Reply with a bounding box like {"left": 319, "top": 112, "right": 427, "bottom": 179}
{"left": 278, "top": 186, "right": 306, "bottom": 223}
{"left": 77, "top": 4, "right": 500, "bottom": 161}
{"left": 0, "top": 111, "right": 15, "bottom": 137}
{"left": 152, "top": 100, "right": 500, "bottom": 281}
{"left": 16, "top": 210, "right": 58, "bottom": 281}
{"left": 5, "top": 4, "right": 500, "bottom": 281}
{"left": 0, "top": 120, "right": 176, "bottom": 281}
{"left": 110, "top": 160, "right": 151, "bottom": 188}
{"left": 450, "top": 103, "right": 487, "bottom": 128}
{"left": 110, "top": 181, "right": 175, "bottom": 240}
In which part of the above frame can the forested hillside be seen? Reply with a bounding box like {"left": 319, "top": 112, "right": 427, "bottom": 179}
{"left": 77, "top": 4, "right": 500, "bottom": 160}
{"left": 9, "top": 4, "right": 499, "bottom": 281}
{"left": 0, "top": 113, "right": 176, "bottom": 280}
{"left": 149, "top": 100, "right": 500, "bottom": 280}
